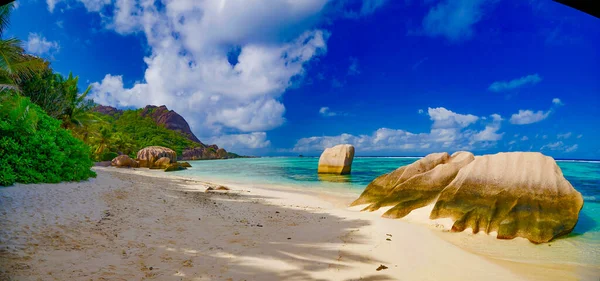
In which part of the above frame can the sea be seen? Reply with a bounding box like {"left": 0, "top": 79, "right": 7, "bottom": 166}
{"left": 177, "top": 157, "right": 600, "bottom": 268}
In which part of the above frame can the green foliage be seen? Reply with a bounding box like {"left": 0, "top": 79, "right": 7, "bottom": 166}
{"left": 84, "top": 110, "right": 199, "bottom": 161}
{"left": 0, "top": 93, "right": 96, "bottom": 186}
{"left": 19, "top": 71, "right": 96, "bottom": 130}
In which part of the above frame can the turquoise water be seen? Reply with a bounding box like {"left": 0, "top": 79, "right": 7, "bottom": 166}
{"left": 178, "top": 157, "right": 600, "bottom": 238}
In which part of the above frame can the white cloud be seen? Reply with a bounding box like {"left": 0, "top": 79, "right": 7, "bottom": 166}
{"left": 207, "top": 132, "right": 271, "bottom": 150}
{"left": 294, "top": 107, "right": 503, "bottom": 153}
{"left": 543, "top": 135, "right": 548, "bottom": 139}
{"left": 509, "top": 109, "right": 551, "bottom": 125}
{"left": 428, "top": 107, "right": 478, "bottom": 128}
{"left": 472, "top": 114, "right": 503, "bottom": 142}
{"left": 541, "top": 141, "right": 578, "bottom": 153}
{"left": 87, "top": 1, "right": 337, "bottom": 146}
{"left": 577, "top": 134, "right": 583, "bottom": 139}
{"left": 47, "top": 0, "right": 110, "bottom": 12}
{"left": 421, "top": 0, "right": 492, "bottom": 42}
{"left": 319, "top": 106, "right": 345, "bottom": 117}
{"left": 330, "top": 0, "right": 389, "bottom": 18}
{"left": 25, "top": 33, "right": 60, "bottom": 57}
{"left": 552, "top": 98, "right": 563, "bottom": 105}
{"left": 418, "top": 109, "right": 424, "bottom": 114}
{"left": 508, "top": 140, "right": 517, "bottom": 145}
{"left": 81, "top": 0, "right": 389, "bottom": 151}
{"left": 488, "top": 73, "right": 542, "bottom": 92}
{"left": 557, "top": 132, "right": 572, "bottom": 139}
{"left": 521, "top": 136, "right": 529, "bottom": 141}
{"left": 347, "top": 57, "right": 360, "bottom": 76}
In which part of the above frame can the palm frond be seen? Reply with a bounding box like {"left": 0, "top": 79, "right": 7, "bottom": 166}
{"left": 0, "top": 2, "right": 14, "bottom": 36}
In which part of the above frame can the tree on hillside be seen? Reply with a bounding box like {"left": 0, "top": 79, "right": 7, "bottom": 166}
{"left": 0, "top": 3, "right": 47, "bottom": 90}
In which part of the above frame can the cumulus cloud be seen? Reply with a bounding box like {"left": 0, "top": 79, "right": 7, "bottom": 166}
{"left": 509, "top": 109, "right": 550, "bottom": 125}
{"left": 207, "top": 132, "right": 271, "bottom": 150}
{"left": 294, "top": 107, "right": 504, "bottom": 153}
{"left": 541, "top": 141, "right": 578, "bottom": 153}
{"left": 488, "top": 73, "right": 542, "bottom": 92}
{"left": 78, "top": 0, "right": 390, "bottom": 151}
{"left": 471, "top": 114, "right": 503, "bottom": 142}
{"left": 84, "top": 1, "right": 344, "bottom": 149}
{"left": 25, "top": 33, "right": 60, "bottom": 57}
{"left": 421, "top": 0, "right": 492, "bottom": 42}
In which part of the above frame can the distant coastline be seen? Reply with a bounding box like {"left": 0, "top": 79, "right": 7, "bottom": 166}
{"left": 271, "top": 155, "right": 600, "bottom": 162}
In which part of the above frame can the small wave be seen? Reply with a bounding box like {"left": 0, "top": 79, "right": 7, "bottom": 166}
{"left": 556, "top": 159, "right": 600, "bottom": 164}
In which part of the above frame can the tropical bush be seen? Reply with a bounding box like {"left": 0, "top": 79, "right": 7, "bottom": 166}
{"left": 0, "top": 93, "right": 96, "bottom": 186}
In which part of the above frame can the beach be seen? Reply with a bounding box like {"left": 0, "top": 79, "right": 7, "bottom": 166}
{"left": 1, "top": 167, "right": 598, "bottom": 281}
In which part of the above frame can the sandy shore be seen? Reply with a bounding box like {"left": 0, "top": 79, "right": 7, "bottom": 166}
{"left": 1, "top": 167, "right": 598, "bottom": 281}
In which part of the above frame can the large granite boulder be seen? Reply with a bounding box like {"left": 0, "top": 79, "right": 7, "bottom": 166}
{"left": 111, "top": 155, "right": 139, "bottom": 168}
{"left": 430, "top": 152, "right": 584, "bottom": 243}
{"left": 150, "top": 157, "right": 173, "bottom": 169}
{"left": 317, "top": 144, "right": 355, "bottom": 175}
{"left": 137, "top": 146, "right": 176, "bottom": 168}
{"left": 352, "top": 151, "right": 584, "bottom": 243}
{"left": 352, "top": 152, "right": 475, "bottom": 219}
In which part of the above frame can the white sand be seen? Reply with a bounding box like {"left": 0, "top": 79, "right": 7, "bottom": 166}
{"left": 0, "top": 167, "right": 597, "bottom": 281}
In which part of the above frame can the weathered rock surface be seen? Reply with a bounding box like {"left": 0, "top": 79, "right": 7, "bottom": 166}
{"left": 179, "top": 162, "right": 192, "bottom": 168}
{"left": 150, "top": 157, "right": 172, "bottom": 169}
{"left": 430, "top": 152, "right": 584, "bottom": 243}
{"left": 165, "top": 163, "right": 187, "bottom": 172}
{"left": 92, "top": 105, "right": 122, "bottom": 116}
{"left": 137, "top": 146, "right": 176, "bottom": 168}
{"left": 110, "top": 155, "right": 139, "bottom": 168}
{"left": 182, "top": 146, "right": 231, "bottom": 160}
{"left": 317, "top": 144, "right": 355, "bottom": 175}
{"left": 140, "top": 105, "right": 203, "bottom": 144}
{"left": 352, "top": 152, "right": 475, "bottom": 219}
{"left": 352, "top": 151, "right": 584, "bottom": 243}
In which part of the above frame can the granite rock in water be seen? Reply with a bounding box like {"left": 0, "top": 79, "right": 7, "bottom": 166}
{"left": 150, "top": 157, "right": 173, "bottom": 169}
{"left": 430, "top": 152, "right": 584, "bottom": 243}
{"left": 352, "top": 152, "right": 475, "bottom": 219}
{"left": 137, "top": 146, "right": 176, "bottom": 168}
{"left": 317, "top": 144, "right": 355, "bottom": 175}
{"left": 352, "top": 151, "right": 584, "bottom": 243}
{"left": 165, "top": 163, "right": 187, "bottom": 172}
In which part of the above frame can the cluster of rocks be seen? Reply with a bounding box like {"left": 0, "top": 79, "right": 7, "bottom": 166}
{"left": 110, "top": 146, "right": 192, "bottom": 172}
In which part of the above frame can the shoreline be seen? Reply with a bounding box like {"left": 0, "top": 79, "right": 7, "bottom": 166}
{"left": 1, "top": 167, "right": 598, "bottom": 280}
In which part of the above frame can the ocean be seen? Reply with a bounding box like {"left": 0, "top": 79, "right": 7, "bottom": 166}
{"left": 177, "top": 157, "right": 600, "bottom": 266}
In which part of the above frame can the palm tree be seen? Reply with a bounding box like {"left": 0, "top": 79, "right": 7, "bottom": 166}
{"left": 0, "top": 3, "right": 48, "bottom": 90}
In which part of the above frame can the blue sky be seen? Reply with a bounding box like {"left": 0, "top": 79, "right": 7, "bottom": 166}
{"left": 10, "top": 0, "right": 600, "bottom": 158}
